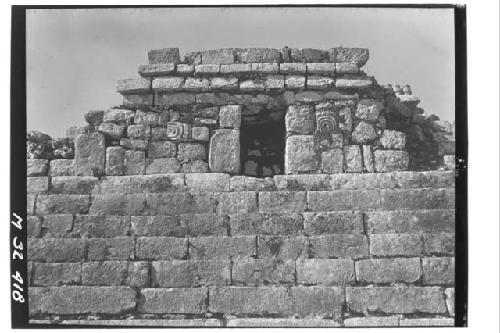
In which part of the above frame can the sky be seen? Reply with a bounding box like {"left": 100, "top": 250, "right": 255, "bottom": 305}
{"left": 26, "top": 7, "right": 455, "bottom": 138}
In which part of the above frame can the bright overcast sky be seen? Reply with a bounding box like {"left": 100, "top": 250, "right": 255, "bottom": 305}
{"left": 26, "top": 7, "right": 455, "bottom": 138}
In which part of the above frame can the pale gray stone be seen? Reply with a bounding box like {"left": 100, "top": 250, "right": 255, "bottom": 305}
{"left": 285, "top": 135, "right": 318, "bottom": 174}
{"left": 209, "top": 129, "right": 240, "bottom": 173}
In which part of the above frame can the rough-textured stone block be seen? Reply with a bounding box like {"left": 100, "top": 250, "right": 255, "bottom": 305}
{"left": 274, "top": 174, "right": 331, "bottom": 191}
{"left": 445, "top": 288, "right": 455, "bottom": 316}
{"left": 182, "top": 77, "right": 210, "bottom": 91}
{"left": 208, "top": 287, "right": 291, "bottom": 314}
{"left": 152, "top": 260, "right": 230, "bottom": 287}
{"left": 329, "top": 47, "right": 369, "bottom": 67}
{"left": 310, "top": 234, "right": 368, "bottom": 259}
{"left": 134, "top": 110, "right": 160, "bottom": 126}
{"left": 190, "top": 236, "right": 256, "bottom": 259}
{"left": 297, "top": 259, "right": 355, "bottom": 285}
{"left": 330, "top": 173, "right": 394, "bottom": 190}
{"left": 369, "top": 234, "right": 423, "bottom": 256}
{"left": 146, "top": 192, "right": 219, "bottom": 215}
{"left": 50, "top": 176, "right": 98, "bottom": 194}
{"left": 307, "top": 76, "right": 335, "bottom": 89}
{"left": 141, "top": 288, "right": 207, "bottom": 314}
{"left": 303, "top": 211, "right": 364, "bottom": 235}
{"left": 239, "top": 48, "right": 281, "bottom": 63}
{"left": 258, "top": 191, "right": 306, "bottom": 213}
{"left": 227, "top": 318, "right": 340, "bottom": 327}
{"left": 210, "top": 77, "right": 238, "bottom": 90}
{"left": 27, "top": 177, "right": 48, "bottom": 194}
{"left": 230, "top": 213, "right": 302, "bottom": 235}
{"left": 138, "top": 63, "right": 176, "bottom": 77}
{"left": 264, "top": 75, "right": 285, "bottom": 90}
{"left": 31, "top": 286, "right": 136, "bottom": 315}
{"left": 342, "top": 145, "right": 361, "bottom": 172}
{"left": 124, "top": 150, "right": 145, "bottom": 175}
{"left": 145, "top": 158, "right": 181, "bottom": 174}
{"left": 306, "top": 63, "right": 336, "bottom": 74}
{"left": 258, "top": 236, "right": 309, "bottom": 259}
{"left": 363, "top": 145, "right": 374, "bottom": 172}
{"left": 28, "top": 238, "right": 86, "bottom": 262}
{"left": 307, "top": 190, "right": 380, "bottom": 211}
{"left": 209, "top": 129, "right": 240, "bottom": 173}
{"left": 177, "top": 143, "right": 206, "bottom": 163}
{"left": 148, "top": 48, "right": 181, "bottom": 64}
{"left": 95, "top": 174, "right": 184, "bottom": 194}
{"left": 74, "top": 133, "right": 106, "bottom": 176}
{"left": 393, "top": 171, "right": 455, "bottom": 189}
{"left": 335, "top": 62, "right": 361, "bottom": 74}
{"left": 185, "top": 173, "right": 230, "bottom": 191}
{"left": 374, "top": 150, "right": 409, "bottom": 172}
{"left": 82, "top": 261, "right": 128, "bottom": 285}
{"left": 89, "top": 193, "right": 147, "bottom": 216}
{"left": 28, "top": 216, "right": 42, "bottom": 238}
{"left": 399, "top": 318, "right": 454, "bottom": 327}
{"left": 184, "top": 51, "right": 202, "bottom": 65}
{"left": 120, "top": 138, "right": 148, "bottom": 151}
{"left": 42, "top": 214, "right": 74, "bottom": 237}
{"left": 232, "top": 259, "right": 295, "bottom": 285}
{"left": 116, "top": 77, "right": 151, "bottom": 94}
{"left": 346, "top": 286, "right": 447, "bottom": 314}
{"left": 321, "top": 148, "right": 344, "bottom": 173}
{"left": 127, "top": 124, "right": 151, "bottom": 139}
{"left": 422, "top": 257, "right": 455, "bottom": 284}
{"left": 87, "top": 237, "right": 135, "bottom": 260}
{"left": 74, "top": 215, "right": 130, "bottom": 238}
{"left": 219, "top": 105, "right": 241, "bottom": 129}
{"left": 240, "top": 79, "right": 266, "bottom": 91}
{"left": 344, "top": 316, "right": 399, "bottom": 327}
{"left": 291, "top": 286, "right": 344, "bottom": 318}
{"left": 36, "top": 195, "right": 90, "bottom": 214}
{"left": 365, "top": 209, "right": 455, "bottom": 234}
{"left": 105, "top": 146, "right": 124, "bottom": 176}
{"left": 131, "top": 215, "right": 187, "bottom": 237}
{"left": 33, "top": 263, "right": 81, "bottom": 286}
{"left": 355, "top": 258, "right": 422, "bottom": 284}
{"left": 177, "top": 64, "right": 195, "bottom": 74}
{"left": 352, "top": 122, "right": 377, "bottom": 144}
{"left": 295, "top": 90, "right": 324, "bottom": 102}
{"left": 380, "top": 188, "right": 455, "bottom": 210}
{"left": 336, "top": 78, "right": 372, "bottom": 88}
{"left": 98, "top": 122, "right": 125, "bottom": 139}
{"left": 135, "top": 237, "right": 187, "bottom": 260}
{"left": 148, "top": 141, "right": 176, "bottom": 158}
{"left": 49, "top": 159, "right": 74, "bottom": 176}
{"left": 195, "top": 64, "right": 221, "bottom": 74}
{"left": 182, "top": 160, "right": 209, "bottom": 173}
{"left": 123, "top": 94, "right": 153, "bottom": 106}
{"left": 103, "top": 109, "right": 135, "bottom": 124}
{"left": 154, "top": 92, "right": 196, "bottom": 106}
{"left": 285, "top": 105, "right": 314, "bottom": 134}
{"left": 251, "top": 62, "right": 279, "bottom": 73}
{"left": 285, "top": 135, "right": 318, "bottom": 173}
{"left": 355, "top": 99, "right": 383, "bottom": 122}
{"left": 279, "top": 62, "right": 307, "bottom": 74}
{"left": 230, "top": 176, "right": 274, "bottom": 191}
{"left": 201, "top": 48, "right": 236, "bottom": 64}
{"left": 191, "top": 126, "right": 210, "bottom": 141}
{"left": 127, "top": 261, "right": 149, "bottom": 287}
{"left": 27, "top": 195, "right": 35, "bottom": 214}
{"left": 380, "top": 130, "right": 406, "bottom": 149}
{"left": 220, "top": 63, "right": 251, "bottom": 74}
{"left": 423, "top": 233, "right": 455, "bottom": 255}
{"left": 285, "top": 75, "right": 306, "bottom": 89}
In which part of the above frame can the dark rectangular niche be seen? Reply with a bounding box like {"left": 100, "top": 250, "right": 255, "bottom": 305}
{"left": 240, "top": 110, "right": 285, "bottom": 177}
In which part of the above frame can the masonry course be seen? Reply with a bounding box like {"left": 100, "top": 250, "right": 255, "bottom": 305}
{"left": 27, "top": 46, "right": 455, "bottom": 327}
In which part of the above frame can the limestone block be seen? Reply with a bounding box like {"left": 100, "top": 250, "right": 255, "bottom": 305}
{"left": 116, "top": 78, "right": 151, "bottom": 94}
{"left": 105, "top": 146, "right": 124, "bottom": 176}
{"left": 362, "top": 145, "right": 374, "bottom": 172}
{"left": 148, "top": 141, "right": 176, "bottom": 158}
{"left": 183, "top": 77, "right": 210, "bottom": 91}
{"left": 210, "top": 77, "right": 238, "bottom": 90}
{"left": 336, "top": 78, "right": 373, "bottom": 89}
{"left": 182, "top": 160, "right": 209, "bottom": 173}
{"left": 352, "top": 122, "right": 378, "bottom": 144}
{"left": 306, "top": 63, "right": 336, "bottom": 74}
{"left": 321, "top": 148, "right": 344, "bottom": 173}
{"left": 84, "top": 110, "right": 104, "bottom": 128}
{"left": 98, "top": 122, "right": 125, "bottom": 139}
{"left": 307, "top": 76, "right": 335, "bottom": 89}
{"left": 183, "top": 51, "right": 202, "bottom": 65}
{"left": 176, "top": 64, "right": 195, "bottom": 74}
{"left": 120, "top": 138, "right": 148, "bottom": 151}
{"left": 220, "top": 63, "right": 251, "bottom": 74}
{"left": 264, "top": 75, "right": 285, "bottom": 90}
{"left": 239, "top": 48, "right": 281, "bottom": 63}
{"left": 328, "top": 47, "right": 369, "bottom": 67}
{"left": 177, "top": 143, "right": 206, "bottom": 162}
{"left": 148, "top": 48, "right": 180, "bottom": 64}
{"left": 27, "top": 159, "right": 49, "bottom": 176}
{"left": 74, "top": 133, "right": 106, "bottom": 176}
{"left": 124, "top": 150, "right": 145, "bottom": 175}
{"left": 152, "top": 77, "right": 184, "bottom": 91}
{"left": 374, "top": 150, "right": 409, "bottom": 172}
{"left": 133, "top": 110, "right": 160, "bottom": 126}
{"left": 355, "top": 99, "right": 384, "bottom": 122}
{"left": 380, "top": 130, "right": 406, "bottom": 149}
{"left": 138, "top": 63, "right": 176, "bottom": 77}
{"left": 251, "top": 63, "right": 279, "bottom": 73}
{"left": 344, "top": 145, "right": 362, "bottom": 172}
{"left": 154, "top": 92, "right": 196, "bottom": 106}
{"left": 240, "top": 79, "right": 265, "bottom": 92}
{"left": 127, "top": 124, "right": 151, "bottom": 139}
{"left": 285, "top": 105, "right": 315, "bottom": 134}
{"left": 209, "top": 129, "right": 240, "bottom": 173}
{"left": 201, "top": 48, "right": 236, "bottom": 64}
{"left": 145, "top": 158, "right": 181, "bottom": 174}
{"left": 279, "top": 63, "right": 306, "bottom": 74}
{"left": 291, "top": 48, "right": 329, "bottom": 63}
{"left": 191, "top": 126, "right": 210, "bottom": 141}
{"left": 50, "top": 159, "right": 74, "bottom": 177}
{"left": 295, "top": 91, "right": 324, "bottom": 102}
{"left": 335, "top": 62, "right": 360, "bottom": 74}
{"left": 103, "top": 109, "right": 135, "bottom": 125}
{"left": 285, "top": 135, "right": 318, "bottom": 174}
{"left": 219, "top": 105, "right": 242, "bottom": 129}
{"left": 122, "top": 94, "right": 153, "bottom": 106}
{"left": 195, "top": 64, "right": 221, "bottom": 75}
{"left": 285, "top": 75, "right": 306, "bottom": 89}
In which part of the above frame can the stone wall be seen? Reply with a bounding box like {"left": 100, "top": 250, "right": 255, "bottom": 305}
{"left": 27, "top": 47, "right": 456, "bottom": 327}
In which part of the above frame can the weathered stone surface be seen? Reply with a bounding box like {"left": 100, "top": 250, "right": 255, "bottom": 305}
{"left": 201, "top": 48, "right": 236, "bottom": 64}
{"left": 123, "top": 94, "right": 153, "bottom": 106}
{"left": 30, "top": 286, "right": 136, "bottom": 314}
{"left": 374, "top": 150, "right": 409, "bottom": 172}
{"left": 251, "top": 62, "right": 279, "bottom": 73}
{"left": 177, "top": 143, "right": 206, "bottom": 162}
{"left": 74, "top": 133, "right": 106, "bottom": 176}
{"left": 291, "top": 48, "right": 329, "bottom": 63}
{"left": 285, "top": 105, "right": 314, "bottom": 134}
{"left": 356, "top": 258, "right": 422, "bottom": 283}
{"left": 444, "top": 155, "right": 455, "bottom": 170}
{"left": 184, "top": 51, "right": 202, "bottom": 65}
{"left": 182, "top": 160, "right": 209, "bottom": 173}
{"left": 259, "top": 191, "right": 306, "bottom": 213}
{"left": 220, "top": 63, "right": 251, "bottom": 74}
{"left": 98, "top": 122, "right": 125, "bottom": 139}
{"left": 445, "top": 288, "right": 455, "bottom": 316}
{"left": 123, "top": 150, "right": 145, "bottom": 175}
{"left": 116, "top": 78, "right": 151, "bottom": 93}
{"left": 219, "top": 105, "right": 241, "bottom": 129}
{"left": 120, "top": 138, "right": 148, "bottom": 151}
{"left": 355, "top": 99, "right": 383, "bottom": 122}
{"left": 134, "top": 110, "right": 160, "bottom": 126}
{"left": 148, "top": 48, "right": 180, "bottom": 64}
{"left": 307, "top": 76, "right": 335, "bottom": 89}
{"left": 321, "top": 148, "right": 344, "bottom": 173}
{"left": 145, "top": 158, "right": 181, "bottom": 174}
{"left": 335, "top": 62, "right": 361, "bottom": 74}
{"left": 208, "top": 286, "right": 290, "bottom": 314}
{"left": 343, "top": 145, "right": 362, "bottom": 172}
{"left": 285, "top": 135, "right": 318, "bottom": 173}
{"left": 152, "top": 76, "right": 185, "bottom": 91}
{"left": 308, "top": 190, "right": 380, "bottom": 211}
{"left": 127, "top": 124, "right": 151, "bottom": 139}
{"left": 84, "top": 110, "right": 104, "bottom": 128}
{"left": 303, "top": 211, "right": 364, "bottom": 235}
{"left": 27, "top": 159, "right": 49, "bottom": 176}
{"left": 191, "top": 126, "right": 210, "bottom": 141}
{"left": 264, "top": 75, "right": 285, "bottom": 90}
{"left": 422, "top": 257, "right": 455, "bottom": 284}
{"left": 66, "top": 125, "right": 91, "bottom": 139}
{"left": 329, "top": 47, "right": 369, "bottom": 67}
{"left": 273, "top": 174, "right": 331, "bottom": 191}
{"left": 28, "top": 238, "right": 86, "bottom": 262}
{"left": 132, "top": 215, "right": 224, "bottom": 238}
{"left": 240, "top": 79, "right": 266, "bottom": 91}
{"left": 140, "top": 288, "right": 207, "bottom": 313}
{"left": 50, "top": 159, "right": 74, "bottom": 176}
{"left": 380, "top": 188, "right": 454, "bottom": 210}
{"left": 227, "top": 318, "right": 340, "bottom": 327}
{"left": 50, "top": 176, "right": 98, "bottom": 194}
{"left": 233, "top": 259, "right": 295, "bottom": 285}
{"left": 344, "top": 316, "right": 399, "bottom": 327}
{"left": 88, "top": 237, "right": 135, "bottom": 260}
{"left": 155, "top": 92, "right": 196, "bottom": 106}
{"left": 230, "top": 176, "right": 274, "bottom": 191}
{"left": 195, "top": 64, "right": 221, "bottom": 74}
{"left": 74, "top": 215, "right": 130, "bottom": 238}
{"left": 42, "top": 214, "right": 74, "bottom": 237}
{"left": 307, "top": 63, "right": 336, "bottom": 74}
{"left": 183, "top": 77, "right": 210, "bottom": 91}
{"left": 57, "top": 319, "right": 222, "bottom": 327}
{"left": 336, "top": 78, "right": 372, "bottom": 88}
{"left": 423, "top": 233, "right": 455, "bottom": 255}
{"left": 28, "top": 216, "right": 42, "bottom": 238}
{"left": 127, "top": 261, "right": 149, "bottom": 287}
{"left": 209, "top": 129, "right": 240, "bottom": 173}
{"left": 36, "top": 195, "right": 90, "bottom": 214}
{"left": 146, "top": 192, "right": 220, "bottom": 215}
{"left": 362, "top": 145, "right": 374, "bottom": 172}
{"left": 295, "top": 91, "right": 324, "bottom": 102}
{"left": 285, "top": 75, "right": 306, "bottom": 89}
{"left": 279, "top": 62, "right": 307, "bottom": 74}
{"left": 291, "top": 286, "right": 344, "bottom": 318}
{"left": 95, "top": 174, "right": 184, "bottom": 194}
{"left": 152, "top": 260, "right": 230, "bottom": 287}
{"left": 296, "top": 259, "right": 355, "bottom": 285}
{"left": 370, "top": 234, "right": 423, "bottom": 256}
{"left": 105, "top": 146, "right": 124, "bottom": 176}
{"left": 365, "top": 209, "right": 455, "bottom": 234}
{"left": 239, "top": 48, "right": 281, "bottom": 63}
{"left": 135, "top": 237, "right": 187, "bottom": 260}
{"left": 82, "top": 261, "right": 128, "bottom": 285}
{"left": 380, "top": 130, "right": 406, "bottom": 149}
{"left": 258, "top": 236, "right": 309, "bottom": 259}
{"left": 51, "top": 138, "right": 74, "bottom": 159}
{"left": 148, "top": 141, "right": 176, "bottom": 158}
{"left": 210, "top": 76, "right": 239, "bottom": 90}
{"left": 346, "top": 286, "right": 447, "bottom": 314}
{"left": 230, "top": 213, "right": 302, "bottom": 236}
{"left": 33, "top": 263, "right": 81, "bottom": 286}
{"left": 27, "top": 195, "right": 35, "bottom": 214}
{"left": 399, "top": 318, "right": 454, "bottom": 327}
{"left": 190, "top": 236, "right": 256, "bottom": 259}
{"left": 310, "top": 234, "right": 368, "bottom": 259}
{"left": 185, "top": 173, "right": 230, "bottom": 191}
{"left": 27, "top": 131, "right": 52, "bottom": 159}
{"left": 138, "top": 63, "right": 176, "bottom": 77}
{"left": 27, "top": 177, "right": 48, "bottom": 193}
{"left": 352, "top": 122, "right": 377, "bottom": 144}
